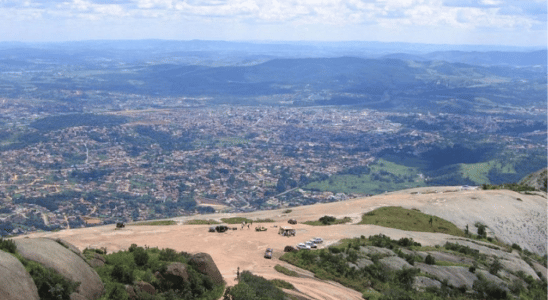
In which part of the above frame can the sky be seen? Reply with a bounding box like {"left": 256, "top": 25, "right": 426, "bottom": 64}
{"left": 0, "top": 0, "right": 546, "bottom": 46}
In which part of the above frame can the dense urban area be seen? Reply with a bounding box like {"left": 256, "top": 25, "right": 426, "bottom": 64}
{"left": 0, "top": 41, "right": 545, "bottom": 235}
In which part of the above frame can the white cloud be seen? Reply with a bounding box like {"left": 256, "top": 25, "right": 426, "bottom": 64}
{"left": 0, "top": 0, "right": 544, "bottom": 44}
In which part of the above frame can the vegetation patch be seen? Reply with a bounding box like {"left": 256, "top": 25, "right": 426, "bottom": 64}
{"left": 220, "top": 217, "right": 253, "bottom": 224}
{"left": 482, "top": 183, "right": 536, "bottom": 192}
{"left": 128, "top": 220, "right": 177, "bottom": 226}
{"left": 274, "top": 264, "right": 299, "bottom": 277}
{"left": 184, "top": 219, "right": 220, "bottom": 225}
{"left": 87, "top": 245, "right": 225, "bottom": 300}
{"left": 0, "top": 238, "right": 80, "bottom": 300}
{"left": 304, "top": 159, "right": 426, "bottom": 195}
{"left": 358, "top": 206, "right": 465, "bottom": 237}
{"left": 270, "top": 279, "right": 295, "bottom": 290}
{"left": 253, "top": 218, "right": 276, "bottom": 223}
{"left": 224, "top": 271, "right": 286, "bottom": 300}
{"left": 0, "top": 237, "right": 16, "bottom": 253}
{"left": 303, "top": 216, "right": 352, "bottom": 226}
{"left": 280, "top": 235, "right": 547, "bottom": 299}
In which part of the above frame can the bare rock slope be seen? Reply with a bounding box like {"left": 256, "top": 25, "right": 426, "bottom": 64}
{"left": 15, "top": 238, "right": 104, "bottom": 300}
{"left": 0, "top": 250, "right": 39, "bottom": 300}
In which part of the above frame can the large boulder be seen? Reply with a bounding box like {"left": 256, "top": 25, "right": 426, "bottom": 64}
{"left": 89, "top": 253, "right": 106, "bottom": 268}
{"left": 379, "top": 256, "right": 413, "bottom": 271}
{"left": 415, "top": 264, "right": 476, "bottom": 289}
{"left": 498, "top": 257, "right": 539, "bottom": 280}
{"left": 417, "top": 251, "right": 475, "bottom": 265}
{"left": 0, "top": 250, "right": 39, "bottom": 300}
{"left": 532, "top": 261, "right": 547, "bottom": 279}
{"left": 163, "top": 262, "right": 190, "bottom": 288}
{"left": 135, "top": 281, "right": 155, "bottom": 296}
{"left": 15, "top": 238, "right": 104, "bottom": 300}
{"left": 50, "top": 238, "right": 86, "bottom": 261}
{"left": 413, "top": 276, "right": 442, "bottom": 291}
{"left": 359, "top": 246, "right": 395, "bottom": 257}
{"left": 189, "top": 253, "right": 224, "bottom": 285}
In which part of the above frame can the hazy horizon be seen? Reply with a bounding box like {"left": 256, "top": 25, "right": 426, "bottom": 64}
{"left": 0, "top": 0, "right": 546, "bottom": 47}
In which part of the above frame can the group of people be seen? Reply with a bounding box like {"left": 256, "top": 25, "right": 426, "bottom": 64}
{"left": 241, "top": 220, "right": 252, "bottom": 229}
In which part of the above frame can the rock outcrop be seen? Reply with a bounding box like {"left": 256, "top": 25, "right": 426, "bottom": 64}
{"left": 164, "top": 262, "right": 190, "bottom": 287}
{"left": 15, "top": 238, "right": 104, "bottom": 300}
{"left": 189, "top": 252, "right": 224, "bottom": 285}
{"left": 0, "top": 250, "right": 40, "bottom": 300}
{"left": 379, "top": 256, "right": 413, "bottom": 271}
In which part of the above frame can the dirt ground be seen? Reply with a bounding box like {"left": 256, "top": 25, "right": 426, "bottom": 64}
{"left": 18, "top": 186, "right": 547, "bottom": 300}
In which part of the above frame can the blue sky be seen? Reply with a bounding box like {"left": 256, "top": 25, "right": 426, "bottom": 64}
{"left": 0, "top": 0, "right": 546, "bottom": 46}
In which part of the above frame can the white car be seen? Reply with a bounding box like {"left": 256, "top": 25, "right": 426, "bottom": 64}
{"left": 305, "top": 241, "right": 317, "bottom": 248}
{"left": 296, "top": 243, "right": 311, "bottom": 250}
{"left": 312, "top": 237, "right": 323, "bottom": 244}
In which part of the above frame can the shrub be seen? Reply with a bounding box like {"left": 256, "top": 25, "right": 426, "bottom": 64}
{"left": 0, "top": 237, "right": 16, "bottom": 253}
{"left": 107, "top": 283, "right": 129, "bottom": 300}
{"left": 319, "top": 215, "right": 336, "bottom": 225}
{"left": 230, "top": 271, "right": 285, "bottom": 300}
{"left": 274, "top": 265, "right": 298, "bottom": 277}
{"left": 473, "top": 274, "right": 508, "bottom": 299}
{"left": 489, "top": 257, "right": 502, "bottom": 275}
{"left": 397, "top": 237, "right": 420, "bottom": 247}
{"left": 270, "top": 279, "right": 295, "bottom": 290}
{"left": 425, "top": 254, "right": 436, "bottom": 265}
{"left": 329, "top": 247, "right": 341, "bottom": 254}
{"left": 469, "top": 265, "right": 476, "bottom": 273}
{"left": 111, "top": 263, "right": 135, "bottom": 284}
{"left": 395, "top": 268, "right": 419, "bottom": 289}
{"left": 25, "top": 259, "right": 80, "bottom": 300}
{"left": 133, "top": 247, "right": 149, "bottom": 266}
{"left": 511, "top": 243, "right": 522, "bottom": 251}
{"left": 158, "top": 248, "right": 179, "bottom": 262}
{"left": 476, "top": 223, "right": 487, "bottom": 239}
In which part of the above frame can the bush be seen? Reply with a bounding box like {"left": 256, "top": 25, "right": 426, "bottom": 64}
{"left": 489, "top": 257, "right": 502, "bottom": 275}
{"left": 158, "top": 248, "right": 179, "bottom": 262}
{"left": 111, "top": 263, "right": 135, "bottom": 284}
{"left": 274, "top": 265, "right": 298, "bottom": 277}
{"left": 319, "top": 215, "right": 336, "bottom": 225}
{"left": 425, "top": 254, "right": 436, "bottom": 265}
{"left": 395, "top": 268, "right": 419, "bottom": 289}
{"left": 270, "top": 279, "right": 295, "bottom": 290}
{"left": 476, "top": 223, "right": 487, "bottom": 239}
{"left": 397, "top": 237, "right": 421, "bottom": 247}
{"left": 0, "top": 237, "right": 16, "bottom": 253}
{"left": 473, "top": 274, "right": 508, "bottom": 300}
{"left": 133, "top": 247, "right": 149, "bottom": 266}
{"left": 25, "top": 259, "right": 80, "bottom": 300}
{"left": 469, "top": 265, "right": 476, "bottom": 273}
{"left": 226, "top": 271, "right": 285, "bottom": 300}
{"left": 511, "top": 243, "right": 522, "bottom": 251}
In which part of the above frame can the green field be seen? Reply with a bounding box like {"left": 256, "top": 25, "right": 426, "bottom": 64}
{"left": 220, "top": 217, "right": 275, "bottom": 224}
{"left": 358, "top": 206, "right": 465, "bottom": 237}
{"left": 460, "top": 160, "right": 515, "bottom": 184}
{"left": 304, "top": 159, "right": 425, "bottom": 195}
{"left": 184, "top": 219, "right": 220, "bottom": 225}
{"left": 128, "top": 220, "right": 177, "bottom": 226}
{"left": 303, "top": 216, "right": 352, "bottom": 226}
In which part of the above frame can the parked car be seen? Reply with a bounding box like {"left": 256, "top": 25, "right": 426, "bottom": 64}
{"left": 305, "top": 241, "right": 317, "bottom": 249}
{"left": 264, "top": 248, "right": 273, "bottom": 259}
{"left": 312, "top": 237, "right": 323, "bottom": 244}
{"left": 296, "top": 243, "right": 311, "bottom": 250}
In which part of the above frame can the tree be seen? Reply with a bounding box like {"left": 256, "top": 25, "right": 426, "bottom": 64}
{"left": 476, "top": 223, "right": 487, "bottom": 239}
{"left": 425, "top": 254, "right": 436, "bottom": 265}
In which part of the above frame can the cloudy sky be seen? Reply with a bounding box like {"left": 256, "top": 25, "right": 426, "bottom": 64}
{"left": 0, "top": 0, "right": 545, "bottom": 46}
